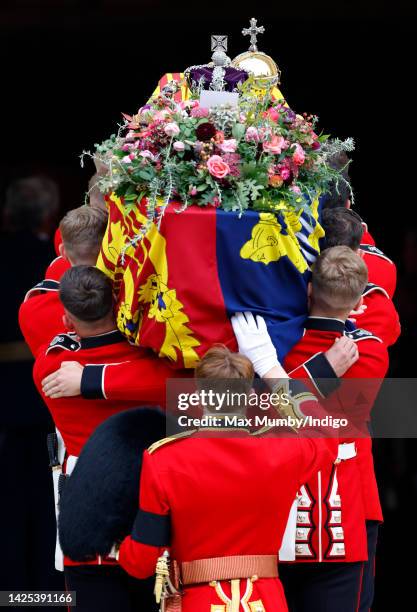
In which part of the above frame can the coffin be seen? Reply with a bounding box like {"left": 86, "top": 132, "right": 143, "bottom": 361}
{"left": 97, "top": 194, "right": 324, "bottom": 368}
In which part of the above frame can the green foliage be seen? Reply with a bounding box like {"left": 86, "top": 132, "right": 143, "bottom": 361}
{"left": 232, "top": 123, "right": 246, "bottom": 141}
{"left": 89, "top": 87, "right": 355, "bottom": 236}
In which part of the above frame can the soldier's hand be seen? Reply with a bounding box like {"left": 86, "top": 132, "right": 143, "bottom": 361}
{"left": 324, "top": 336, "right": 359, "bottom": 377}
{"left": 42, "top": 361, "right": 84, "bottom": 398}
{"left": 231, "top": 312, "right": 279, "bottom": 377}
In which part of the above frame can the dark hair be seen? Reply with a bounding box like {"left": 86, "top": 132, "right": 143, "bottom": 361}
{"left": 322, "top": 208, "right": 364, "bottom": 250}
{"left": 322, "top": 152, "right": 351, "bottom": 210}
{"left": 59, "top": 266, "right": 113, "bottom": 322}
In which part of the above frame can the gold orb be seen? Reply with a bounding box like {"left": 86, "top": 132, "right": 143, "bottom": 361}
{"left": 232, "top": 51, "right": 281, "bottom": 88}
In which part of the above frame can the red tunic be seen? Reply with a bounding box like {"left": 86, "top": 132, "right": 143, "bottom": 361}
{"left": 33, "top": 330, "right": 183, "bottom": 567}
{"left": 284, "top": 317, "right": 389, "bottom": 562}
{"left": 80, "top": 355, "right": 190, "bottom": 402}
{"left": 360, "top": 244, "right": 397, "bottom": 299}
{"left": 18, "top": 280, "right": 64, "bottom": 357}
{"left": 54, "top": 228, "right": 62, "bottom": 256}
{"left": 118, "top": 431, "right": 337, "bottom": 611}
{"left": 44, "top": 255, "right": 70, "bottom": 281}
{"left": 360, "top": 223, "right": 375, "bottom": 246}
{"left": 32, "top": 330, "right": 173, "bottom": 457}
{"left": 355, "top": 283, "right": 401, "bottom": 346}
{"left": 18, "top": 255, "right": 71, "bottom": 356}
{"left": 80, "top": 350, "right": 337, "bottom": 403}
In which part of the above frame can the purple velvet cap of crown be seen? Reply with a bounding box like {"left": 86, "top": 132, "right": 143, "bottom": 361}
{"left": 189, "top": 66, "right": 249, "bottom": 92}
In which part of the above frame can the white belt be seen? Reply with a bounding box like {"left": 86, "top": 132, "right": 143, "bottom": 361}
{"left": 337, "top": 442, "right": 357, "bottom": 461}
{"left": 65, "top": 455, "right": 78, "bottom": 476}
{"left": 279, "top": 497, "right": 298, "bottom": 561}
{"left": 52, "top": 429, "right": 66, "bottom": 572}
{"left": 52, "top": 443, "right": 79, "bottom": 571}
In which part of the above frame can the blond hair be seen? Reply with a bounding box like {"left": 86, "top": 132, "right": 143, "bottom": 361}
{"left": 59, "top": 205, "right": 108, "bottom": 265}
{"left": 196, "top": 345, "right": 254, "bottom": 381}
{"left": 312, "top": 246, "right": 368, "bottom": 312}
{"left": 195, "top": 345, "right": 254, "bottom": 411}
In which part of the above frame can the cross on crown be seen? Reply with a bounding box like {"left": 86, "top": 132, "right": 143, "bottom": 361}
{"left": 211, "top": 35, "right": 228, "bottom": 53}
{"left": 242, "top": 17, "right": 265, "bottom": 52}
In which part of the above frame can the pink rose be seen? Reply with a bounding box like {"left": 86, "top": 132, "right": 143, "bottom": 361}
{"left": 245, "top": 126, "right": 259, "bottom": 142}
{"left": 164, "top": 122, "right": 180, "bottom": 137}
{"left": 280, "top": 166, "right": 291, "bottom": 180}
{"left": 139, "top": 150, "right": 155, "bottom": 160}
{"left": 263, "top": 135, "right": 288, "bottom": 155}
{"left": 219, "top": 138, "right": 238, "bottom": 153}
{"left": 180, "top": 99, "right": 199, "bottom": 110}
{"left": 189, "top": 186, "right": 198, "bottom": 196}
{"left": 190, "top": 106, "right": 210, "bottom": 118}
{"left": 290, "top": 185, "right": 301, "bottom": 194}
{"left": 292, "top": 143, "right": 306, "bottom": 165}
{"left": 173, "top": 141, "right": 185, "bottom": 152}
{"left": 207, "top": 155, "right": 230, "bottom": 179}
{"left": 264, "top": 107, "right": 280, "bottom": 122}
{"left": 154, "top": 110, "right": 171, "bottom": 121}
{"left": 122, "top": 155, "right": 132, "bottom": 164}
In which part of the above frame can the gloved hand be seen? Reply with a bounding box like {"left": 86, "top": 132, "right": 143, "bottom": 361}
{"left": 231, "top": 312, "right": 279, "bottom": 377}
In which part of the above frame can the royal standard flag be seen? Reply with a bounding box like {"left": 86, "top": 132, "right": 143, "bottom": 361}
{"left": 97, "top": 195, "right": 323, "bottom": 369}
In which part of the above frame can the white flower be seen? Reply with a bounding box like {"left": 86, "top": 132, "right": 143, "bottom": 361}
{"left": 139, "top": 150, "right": 155, "bottom": 160}
{"left": 164, "top": 122, "right": 180, "bottom": 137}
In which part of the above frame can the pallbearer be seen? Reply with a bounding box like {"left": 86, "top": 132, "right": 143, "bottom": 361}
{"left": 116, "top": 345, "right": 338, "bottom": 611}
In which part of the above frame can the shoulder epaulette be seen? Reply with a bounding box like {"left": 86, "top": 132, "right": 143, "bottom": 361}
{"left": 24, "top": 279, "right": 60, "bottom": 302}
{"left": 360, "top": 244, "right": 393, "bottom": 264}
{"left": 148, "top": 429, "right": 196, "bottom": 454}
{"left": 251, "top": 426, "right": 274, "bottom": 437}
{"left": 345, "top": 328, "right": 383, "bottom": 343}
{"left": 46, "top": 333, "right": 81, "bottom": 354}
{"left": 362, "top": 283, "right": 390, "bottom": 299}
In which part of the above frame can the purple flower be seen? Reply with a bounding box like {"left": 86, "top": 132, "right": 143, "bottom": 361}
{"left": 282, "top": 108, "right": 297, "bottom": 123}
